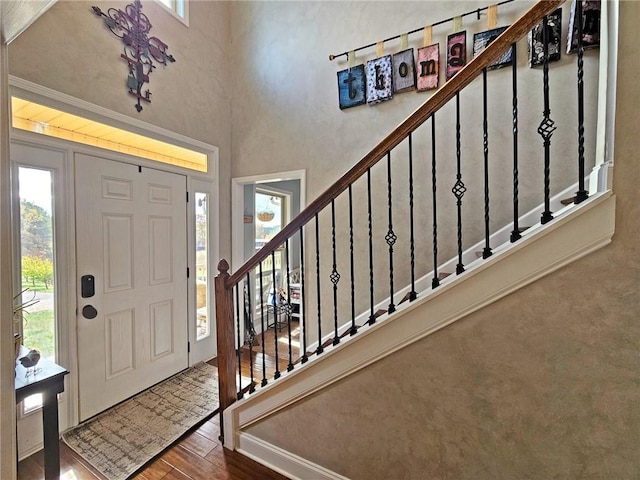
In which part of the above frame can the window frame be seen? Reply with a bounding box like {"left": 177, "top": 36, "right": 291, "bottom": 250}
{"left": 155, "top": 0, "right": 189, "bottom": 26}
{"left": 10, "top": 143, "right": 71, "bottom": 422}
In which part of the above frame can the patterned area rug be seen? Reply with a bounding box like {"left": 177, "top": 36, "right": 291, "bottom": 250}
{"left": 62, "top": 363, "right": 219, "bottom": 480}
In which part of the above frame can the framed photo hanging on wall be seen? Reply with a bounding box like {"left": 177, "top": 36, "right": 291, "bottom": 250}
{"left": 528, "top": 8, "right": 562, "bottom": 67}
{"left": 473, "top": 26, "right": 513, "bottom": 70}
{"left": 567, "top": 0, "right": 601, "bottom": 53}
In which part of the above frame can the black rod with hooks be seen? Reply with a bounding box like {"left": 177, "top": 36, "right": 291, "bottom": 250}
{"left": 329, "top": 0, "right": 515, "bottom": 61}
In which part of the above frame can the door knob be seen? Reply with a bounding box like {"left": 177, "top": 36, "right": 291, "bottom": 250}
{"left": 82, "top": 305, "right": 98, "bottom": 319}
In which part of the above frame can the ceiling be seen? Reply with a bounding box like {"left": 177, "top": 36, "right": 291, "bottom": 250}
{"left": 1, "top": 0, "right": 57, "bottom": 45}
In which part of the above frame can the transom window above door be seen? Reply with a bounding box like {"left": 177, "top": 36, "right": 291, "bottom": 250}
{"left": 11, "top": 96, "right": 207, "bottom": 172}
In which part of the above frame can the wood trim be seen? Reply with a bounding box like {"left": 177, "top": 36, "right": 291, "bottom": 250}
{"left": 214, "top": 260, "right": 237, "bottom": 441}
{"left": 9, "top": 76, "right": 220, "bottom": 179}
{"left": 0, "top": 40, "right": 18, "bottom": 480}
{"left": 227, "top": 0, "right": 566, "bottom": 287}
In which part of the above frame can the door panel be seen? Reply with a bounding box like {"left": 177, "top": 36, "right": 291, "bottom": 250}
{"left": 75, "top": 153, "right": 188, "bottom": 421}
{"left": 103, "top": 214, "right": 134, "bottom": 291}
{"left": 105, "top": 309, "right": 135, "bottom": 378}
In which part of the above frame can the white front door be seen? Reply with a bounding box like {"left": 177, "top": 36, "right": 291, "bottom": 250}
{"left": 75, "top": 153, "right": 188, "bottom": 421}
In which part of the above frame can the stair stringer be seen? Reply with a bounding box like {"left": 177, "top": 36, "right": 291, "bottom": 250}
{"left": 224, "top": 192, "right": 615, "bottom": 479}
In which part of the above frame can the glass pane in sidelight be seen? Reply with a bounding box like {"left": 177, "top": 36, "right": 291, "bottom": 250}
{"left": 18, "top": 167, "right": 56, "bottom": 413}
{"left": 195, "top": 192, "right": 209, "bottom": 340}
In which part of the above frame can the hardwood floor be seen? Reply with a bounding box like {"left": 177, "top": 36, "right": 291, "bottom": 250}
{"left": 17, "top": 322, "right": 299, "bottom": 480}
{"left": 18, "top": 414, "right": 287, "bottom": 480}
{"left": 235, "top": 319, "right": 302, "bottom": 384}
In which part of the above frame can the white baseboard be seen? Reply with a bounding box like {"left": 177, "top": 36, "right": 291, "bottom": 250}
{"left": 237, "top": 432, "right": 349, "bottom": 480}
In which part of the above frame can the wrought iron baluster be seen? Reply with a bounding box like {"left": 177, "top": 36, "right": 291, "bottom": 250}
{"left": 510, "top": 42, "right": 521, "bottom": 243}
{"left": 482, "top": 68, "right": 492, "bottom": 259}
{"left": 270, "top": 250, "right": 280, "bottom": 380}
{"left": 258, "top": 262, "right": 267, "bottom": 387}
{"left": 575, "top": 0, "right": 588, "bottom": 204}
{"left": 431, "top": 113, "right": 440, "bottom": 288}
{"left": 330, "top": 200, "right": 340, "bottom": 345}
{"left": 386, "top": 152, "right": 397, "bottom": 314}
{"left": 348, "top": 185, "right": 357, "bottom": 335}
{"left": 367, "top": 168, "right": 376, "bottom": 325}
{"left": 538, "top": 15, "right": 556, "bottom": 224}
{"left": 315, "top": 214, "right": 324, "bottom": 354}
{"left": 245, "top": 273, "right": 256, "bottom": 393}
{"left": 408, "top": 133, "right": 417, "bottom": 301}
{"left": 299, "top": 226, "right": 308, "bottom": 363}
{"left": 453, "top": 92, "right": 466, "bottom": 274}
{"left": 235, "top": 284, "right": 243, "bottom": 399}
{"left": 285, "top": 239, "right": 294, "bottom": 372}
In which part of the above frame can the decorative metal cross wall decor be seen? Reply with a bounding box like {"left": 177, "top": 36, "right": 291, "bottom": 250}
{"left": 92, "top": 0, "right": 175, "bottom": 112}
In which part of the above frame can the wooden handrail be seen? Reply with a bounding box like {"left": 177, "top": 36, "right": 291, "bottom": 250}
{"left": 226, "top": 0, "right": 564, "bottom": 287}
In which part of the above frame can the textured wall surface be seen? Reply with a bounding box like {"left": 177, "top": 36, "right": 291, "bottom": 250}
{"left": 245, "top": 3, "right": 640, "bottom": 478}
{"left": 228, "top": 1, "right": 601, "bottom": 342}
{"left": 5, "top": 1, "right": 637, "bottom": 476}
{"left": 8, "top": 0, "right": 233, "bottom": 258}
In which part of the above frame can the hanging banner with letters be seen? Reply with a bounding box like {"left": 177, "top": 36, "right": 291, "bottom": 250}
{"left": 392, "top": 49, "right": 416, "bottom": 93}
{"left": 366, "top": 55, "right": 394, "bottom": 104}
{"left": 417, "top": 44, "right": 439, "bottom": 91}
{"left": 337, "top": 65, "right": 367, "bottom": 109}
{"left": 446, "top": 31, "right": 466, "bottom": 80}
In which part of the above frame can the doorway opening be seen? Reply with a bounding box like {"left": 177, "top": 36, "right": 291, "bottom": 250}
{"left": 253, "top": 186, "right": 290, "bottom": 316}
{"left": 231, "top": 170, "right": 305, "bottom": 342}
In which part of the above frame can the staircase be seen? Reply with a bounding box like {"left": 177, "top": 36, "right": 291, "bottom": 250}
{"left": 215, "top": 1, "right": 617, "bottom": 477}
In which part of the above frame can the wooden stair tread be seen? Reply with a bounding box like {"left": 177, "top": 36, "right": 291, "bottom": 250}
{"left": 321, "top": 337, "right": 336, "bottom": 349}
{"left": 398, "top": 292, "right": 417, "bottom": 304}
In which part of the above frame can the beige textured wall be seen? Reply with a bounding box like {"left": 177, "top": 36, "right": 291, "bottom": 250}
{"left": 7, "top": 0, "right": 233, "bottom": 259}
{"left": 245, "top": 3, "right": 640, "bottom": 478}
{"left": 229, "top": 1, "right": 601, "bottom": 341}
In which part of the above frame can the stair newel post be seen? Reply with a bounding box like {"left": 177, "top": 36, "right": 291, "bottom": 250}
{"left": 482, "top": 67, "right": 493, "bottom": 259}
{"left": 538, "top": 14, "right": 556, "bottom": 224}
{"left": 234, "top": 284, "right": 243, "bottom": 399}
{"left": 574, "top": 0, "right": 588, "bottom": 204}
{"left": 431, "top": 113, "right": 440, "bottom": 289}
{"left": 453, "top": 92, "right": 466, "bottom": 275}
{"left": 510, "top": 42, "right": 521, "bottom": 243}
{"left": 214, "top": 259, "right": 238, "bottom": 442}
